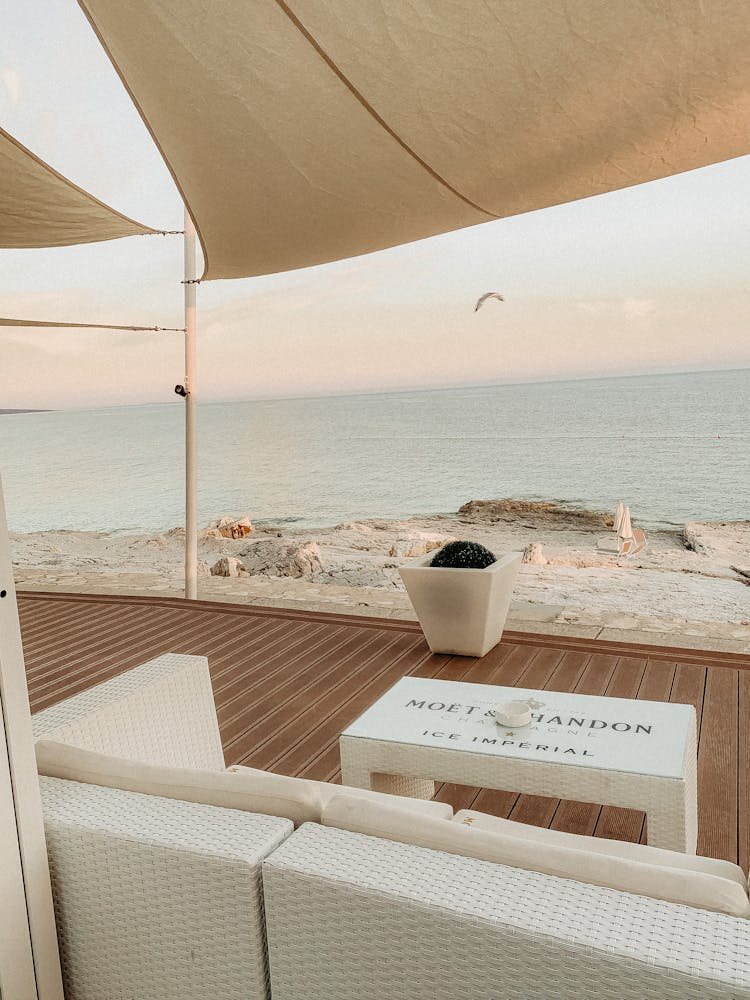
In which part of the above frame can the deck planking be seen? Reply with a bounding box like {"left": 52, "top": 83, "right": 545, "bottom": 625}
{"left": 17, "top": 590, "right": 750, "bottom": 871}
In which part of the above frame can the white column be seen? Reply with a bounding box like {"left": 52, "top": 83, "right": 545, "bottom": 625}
{"left": 184, "top": 207, "right": 198, "bottom": 600}
{"left": 0, "top": 478, "right": 64, "bottom": 999}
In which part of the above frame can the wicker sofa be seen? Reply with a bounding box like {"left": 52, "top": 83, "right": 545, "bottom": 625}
{"left": 33, "top": 654, "right": 750, "bottom": 1000}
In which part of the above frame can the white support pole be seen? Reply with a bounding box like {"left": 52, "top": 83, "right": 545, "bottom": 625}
{"left": 184, "top": 207, "right": 198, "bottom": 600}
{"left": 0, "top": 477, "right": 64, "bottom": 1000}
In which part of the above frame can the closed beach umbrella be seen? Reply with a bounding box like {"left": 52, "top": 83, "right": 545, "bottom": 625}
{"left": 614, "top": 501, "right": 624, "bottom": 532}
{"left": 618, "top": 506, "right": 634, "bottom": 541}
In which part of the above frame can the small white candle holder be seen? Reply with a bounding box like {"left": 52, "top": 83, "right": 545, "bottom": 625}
{"left": 495, "top": 699, "right": 532, "bottom": 728}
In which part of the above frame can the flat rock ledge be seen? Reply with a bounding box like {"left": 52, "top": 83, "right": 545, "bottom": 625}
{"left": 458, "top": 499, "right": 612, "bottom": 529}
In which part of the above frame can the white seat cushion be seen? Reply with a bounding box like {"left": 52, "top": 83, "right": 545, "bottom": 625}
{"left": 322, "top": 794, "right": 750, "bottom": 918}
{"left": 454, "top": 809, "right": 748, "bottom": 888}
{"left": 35, "top": 741, "right": 452, "bottom": 828}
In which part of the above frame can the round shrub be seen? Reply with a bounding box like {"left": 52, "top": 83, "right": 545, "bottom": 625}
{"left": 430, "top": 540, "right": 496, "bottom": 569}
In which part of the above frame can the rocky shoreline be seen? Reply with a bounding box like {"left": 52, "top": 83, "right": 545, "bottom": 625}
{"left": 9, "top": 499, "right": 750, "bottom": 649}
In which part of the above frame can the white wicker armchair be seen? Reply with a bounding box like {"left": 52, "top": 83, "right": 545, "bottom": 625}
{"left": 263, "top": 823, "right": 750, "bottom": 1000}
{"left": 32, "top": 654, "right": 292, "bottom": 1000}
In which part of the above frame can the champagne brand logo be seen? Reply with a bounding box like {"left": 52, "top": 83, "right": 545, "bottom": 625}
{"left": 404, "top": 698, "right": 654, "bottom": 735}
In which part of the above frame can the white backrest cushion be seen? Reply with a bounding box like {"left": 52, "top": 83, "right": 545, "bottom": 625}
{"left": 36, "top": 740, "right": 319, "bottom": 826}
{"left": 454, "top": 809, "right": 747, "bottom": 888}
{"left": 228, "top": 765, "right": 453, "bottom": 818}
{"left": 323, "top": 795, "right": 750, "bottom": 918}
{"left": 35, "top": 743, "right": 453, "bottom": 827}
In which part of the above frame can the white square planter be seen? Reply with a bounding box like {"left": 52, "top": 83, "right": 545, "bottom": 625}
{"left": 399, "top": 550, "right": 522, "bottom": 657}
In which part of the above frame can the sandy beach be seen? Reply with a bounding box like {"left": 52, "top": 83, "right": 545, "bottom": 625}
{"left": 10, "top": 499, "right": 750, "bottom": 652}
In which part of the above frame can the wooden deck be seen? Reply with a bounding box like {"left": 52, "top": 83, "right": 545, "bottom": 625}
{"left": 19, "top": 590, "right": 750, "bottom": 872}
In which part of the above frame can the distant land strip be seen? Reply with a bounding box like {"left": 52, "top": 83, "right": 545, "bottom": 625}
{"left": 0, "top": 408, "right": 51, "bottom": 414}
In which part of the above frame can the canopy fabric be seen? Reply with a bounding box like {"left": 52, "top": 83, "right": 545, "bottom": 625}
{"left": 0, "top": 125, "right": 154, "bottom": 248}
{"left": 78, "top": 0, "right": 750, "bottom": 281}
{"left": 0, "top": 318, "right": 184, "bottom": 332}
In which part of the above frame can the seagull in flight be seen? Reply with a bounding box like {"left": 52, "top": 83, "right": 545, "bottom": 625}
{"left": 474, "top": 292, "right": 505, "bottom": 312}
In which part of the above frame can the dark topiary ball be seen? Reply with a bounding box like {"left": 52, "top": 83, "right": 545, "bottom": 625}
{"left": 431, "top": 540, "right": 496, "bottom": 569}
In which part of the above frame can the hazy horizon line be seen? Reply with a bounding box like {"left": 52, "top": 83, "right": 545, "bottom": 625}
{"left": 7, "top": 361, "right": 748, "bottom": 415}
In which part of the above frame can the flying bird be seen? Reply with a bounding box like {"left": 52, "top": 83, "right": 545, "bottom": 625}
{"left": 474, "top": 292, "right": 505, "bottom": 312}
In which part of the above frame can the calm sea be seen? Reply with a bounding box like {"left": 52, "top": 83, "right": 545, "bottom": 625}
{"left": 0, "top": 369, "right": 748, "bottom": 534}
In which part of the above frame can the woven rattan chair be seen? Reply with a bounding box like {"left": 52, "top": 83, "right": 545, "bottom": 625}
{"left": 33, "top": 654, "right": 292, "bottom": 1000}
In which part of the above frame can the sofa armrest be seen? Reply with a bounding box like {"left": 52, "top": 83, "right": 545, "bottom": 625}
{"left": 40, "top": 776, "right": 292, "bottom": 1000}
{"left": 263, "top": 824, "right": 750, "bottom": 1000}
{"left": 32, "top": 653, "right": 225, "bottom": 769}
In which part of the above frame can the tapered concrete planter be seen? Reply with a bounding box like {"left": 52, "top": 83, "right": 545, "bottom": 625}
{"left": 399, "top": 551, "right": 522, "bottom": 657}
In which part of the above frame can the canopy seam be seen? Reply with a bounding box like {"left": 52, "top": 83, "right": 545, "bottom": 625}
{"left": 272, "top": 0, "right": 498, "bottom": 220}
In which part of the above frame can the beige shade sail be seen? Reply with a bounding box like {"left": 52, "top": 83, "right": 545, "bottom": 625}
{"left": 0, "top": 125, "right": 155, "bottom": 248}
{"left": 78, "top": 0, "right": 750, "bottom": 281}
{"left": 0, "top": 318, "right": 183, "bottom": 332}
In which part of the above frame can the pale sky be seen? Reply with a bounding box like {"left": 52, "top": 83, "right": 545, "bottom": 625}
{"left": 2, "top": 0, "right": 750, "bottom": 410}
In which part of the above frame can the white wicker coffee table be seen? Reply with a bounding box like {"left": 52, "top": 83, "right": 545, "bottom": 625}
{"left": 340, "top": 676, "right": 697, "bottom": 853}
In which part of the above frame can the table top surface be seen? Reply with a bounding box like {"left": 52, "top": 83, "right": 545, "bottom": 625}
{"left": 341, "top": 676, "right": 695, "bottom": 779}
